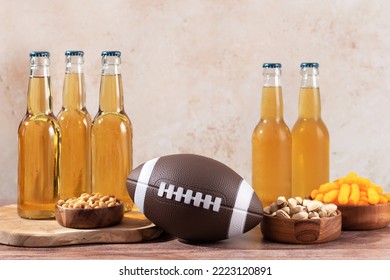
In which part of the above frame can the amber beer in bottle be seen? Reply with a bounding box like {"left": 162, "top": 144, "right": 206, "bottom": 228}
{"left": 292, "top": 63, "right": 329, "bottom": 198}
{"left": 252, "top": 63, "right": 291, "bottom": 207}
{"left": 91, "top": 51, "right": 133, "bottom": 212}
{"left": 57, "top": 51, "right": 92, "bottom": 199}
{"left": 17, "top": 52, "right": 61, "bottom": 219}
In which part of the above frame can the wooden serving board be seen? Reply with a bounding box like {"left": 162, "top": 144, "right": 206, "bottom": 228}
{"left": 0, "top": 204, "right": 163, "bottom": 247}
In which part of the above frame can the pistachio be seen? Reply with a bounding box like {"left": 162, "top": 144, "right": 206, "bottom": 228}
{"left": 276, "top": 196, "right": 288, "bottom": 207}
{"left": 307, "top": 200, "right": 323, "bottom": 212}
{"left": 324, "top": 203, "right": 338, "bottom": 216}
{"left": 276, "top": 209, "right": 291, "bottom": 219}
{"left": 318, "top": 208, "right": 328, "bottom": 218}
{"left": 290, "top": 205, "right": 306, "bottom": 215}
{"left": 280, "top": 206, "right": 290, "bottom": 215}
{"left": 263, "top": 206, "right": 271, "bottom": 215}
{"left": 287, "top": 197, "right": 298, "bottom": 208}
{"left": 302, "top": 199, "right": 311, "bottom": 207}
{"left": 292, "top": 212, "right": 309, "bottom": 219}
{"left": 308, "top": 211, "right": 319, "bottom": 219}
{"left": 295, "top": 197, "right": 303, "bottom": 205}
{"left": 269, "top": 202, "right": 279, "bottom": 213}
{"left": 264, "top": 196, "right": 338, "bottom": 219}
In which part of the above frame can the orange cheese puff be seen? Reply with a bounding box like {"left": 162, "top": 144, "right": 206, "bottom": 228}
{"left": 324, "top": 189, "right": 339, "bottom": 203}
{"left": 374, "top": 185, "right": 383, "bottom": 195}
{"left": 367, "top": 187, "right": 379, "bottom": 205}
{"left": 384, "top": 194, "right": 390, "bottom": 201}
{"left": 338, "top": 183, "right": 351, "bottom": 205}
{"left": 347, "top": 172, "right": 358, "bottom": 178}
{"left": 378, "top": 195, "right": 388, "bottom": 204}
{"left": 319, "top": 182, "right": 339, "bottom": 194}
{"left": 343, "top": 177, "right": 356, "bottom": 185}
{"left": 356, "top": 176, "right": 363, "bottom": 186}
{"left": 360, "top": 196, "right": 368, "bottom": 203}
{"left": 358, "top": 200, "right": 369, "bottom": 206}
{"left": 348, "top": 183, "right": 360, "bottom": 205}
{"left": 315, "top": 193, "right": 324, "bottom": 202}
{"left": 360, "top": 178, "right": 371, "bottom": 191}
{"left": 359, "top": 191, "right": 367, "bottom": 198}
{"left": 311, "top": 189, "right": 319, "bottom": 200}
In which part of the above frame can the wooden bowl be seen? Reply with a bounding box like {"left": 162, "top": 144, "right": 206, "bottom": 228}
{"left": 260, "top": 211, "right": 342, "bottom": 244}
{"left": 338, "top": 202, "right": 390, "bottom": 230}
{"left": 55, "top": 202, "right": 124, "bottom": 229}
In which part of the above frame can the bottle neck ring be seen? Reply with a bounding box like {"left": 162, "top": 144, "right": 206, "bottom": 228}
{"left": 65, "top": 55, "right": 84, "bottom": 74}
{"left": 300, "top": 64, "right": 319, "bottom": 88}
{"left": 30, "top": 56, "right": 50, "bottom": 77}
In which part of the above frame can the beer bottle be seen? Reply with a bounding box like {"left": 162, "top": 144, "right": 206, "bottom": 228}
{"left": 57, "top": 51, "right": 92, "bottom": 199}
{"left": 252, "top": 63, "right": 291, "bottom": 207}
{"left": 292, "top": 62, "right": 329, "bottom": 198}
{"left": 91, "top": 51, "right": 133, "bottom": 212}
{"left": 17, "top": 51, "right": 61, "bottom": 219}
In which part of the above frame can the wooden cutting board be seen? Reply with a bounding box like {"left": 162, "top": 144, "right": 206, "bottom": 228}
{"left": 0, "top": 204, "right": 163, "bottom": 247}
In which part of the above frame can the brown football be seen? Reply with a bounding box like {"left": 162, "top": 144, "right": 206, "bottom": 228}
{"left": 126, "top": 153, "right": 263, "bottom": 242}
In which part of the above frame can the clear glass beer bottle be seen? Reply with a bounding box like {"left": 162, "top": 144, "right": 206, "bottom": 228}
{"left": 91, "top": 51, "right": 133, "bottom": 212}
{"left": 17, "top": 51, "right": 61, "bottom": 219}
{"left": 292, "top": 63, "right": 329, "bottom": 198}
{"left": 252, "top": 63, "right": 292, "bottom": 207}
{"left": 57, "top": 51, "right": 92, "bottom": 199}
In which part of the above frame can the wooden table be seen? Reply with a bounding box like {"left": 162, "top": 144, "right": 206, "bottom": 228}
{"left": 1, "top": 199, "right": 389, "bottom": 260}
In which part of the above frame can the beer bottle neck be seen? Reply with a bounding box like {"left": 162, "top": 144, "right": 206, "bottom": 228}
{"left": 27, "top": 56, "right": 52, "bottom": 115}
{"left": 298, "top": 64, "right": 321, "bottom": 119}
{"left": 62, "top": 55, "right": 86, "bottom": 110}
{"left": 260, "top": 65, "right": 284, "bottom": 120}
{"left": 300, "top": 67, "right": 319, "bottom": 89}
{"left": 99, "top": 54, "right": 123, "bottom": 112}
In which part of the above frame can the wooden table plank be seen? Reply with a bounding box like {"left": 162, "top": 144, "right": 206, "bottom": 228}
{"left": 1, "top": 200, "right": 389, "bottom": 260}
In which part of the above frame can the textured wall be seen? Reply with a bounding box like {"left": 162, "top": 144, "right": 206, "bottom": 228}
{"left": 1, "top": 0, "right": 390, "bottom": 200}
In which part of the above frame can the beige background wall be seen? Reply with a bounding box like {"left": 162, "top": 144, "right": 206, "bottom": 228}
{"left": 1, "top": 0, "right": 390, "bottom": 200}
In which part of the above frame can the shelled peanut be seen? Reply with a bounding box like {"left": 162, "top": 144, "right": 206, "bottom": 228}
{"left": 310, "top": 172, "right": 390, "bottom": 206}
{"left": 57, "top": 193, "right": 121, "bottom": 209}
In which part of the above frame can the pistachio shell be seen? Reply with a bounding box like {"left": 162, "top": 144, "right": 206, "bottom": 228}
{"left": 324, "top": 203, "right": 338, "bottom": 216}
{"left": 263, "top": 206, "right": 271, "bottom": 215}
{"left": 295, "top": 197, "right": 303, "bottom": 205}
{"left": 291, "top": 205, "right": 306, "bottom": 214}
{"left": 308, "top": 211, "right": 319, "bottom": 219}
{"left": 270, "top": 202, "right": 279, "bottom": 213}
{"left": 277, "top": 196, "right": 288, "bottom": 207}
{"left": 281, "top": 206, "right": 290, "bottom": 214}
{"left": 330, "top": 211, "right": 338, "bottom": 217}
{"left": 276, "top": 209, "right": 291, "bottom": 219}
{"left": 292, "top": 212, "right": 309, "bottom": 219}
{"left": 318, "top": 208, "right": 328, "bottom": 218}
{"left": 302, "top": 199, "right": 311, "bottom": 206}
{"left": 288, "top": 198, "right": 298, "bottom": 208}
{"left": 307, "top": 200, "right": 323, "bottom": 212}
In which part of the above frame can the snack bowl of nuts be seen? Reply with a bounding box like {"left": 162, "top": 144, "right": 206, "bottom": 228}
{"left": 260, "top": 196, "right": 341, "bottom": 244}
{"left": 337, "top": 202, "right": 390, "bottom": 230}
{"left": 55, "top": 193, "right": 124, "bottom": 229}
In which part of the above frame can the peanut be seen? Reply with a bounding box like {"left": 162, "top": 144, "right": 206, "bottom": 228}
{"left": 57, "top": 193, "right": 121, "bottom": 209}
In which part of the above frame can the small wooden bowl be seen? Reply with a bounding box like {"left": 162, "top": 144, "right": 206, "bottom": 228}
{"left": 338, "top": 202, "right": 390, "bottom": 230}
{"left": 55, "top": 202, "right": 124, "bottom": 229}
{"left": 260, "top": 211, "right": 342, "bottom": 244}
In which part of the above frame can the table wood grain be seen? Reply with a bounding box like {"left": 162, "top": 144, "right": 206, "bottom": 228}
{"left": 1, "top": 199, "right": 389, "bottom": 260}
